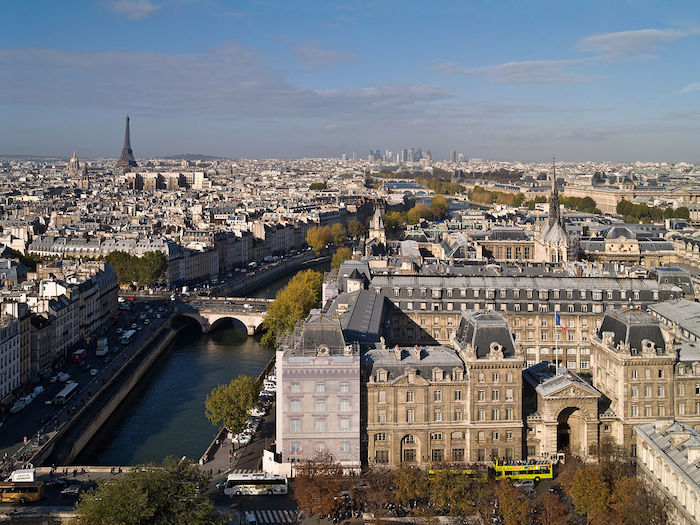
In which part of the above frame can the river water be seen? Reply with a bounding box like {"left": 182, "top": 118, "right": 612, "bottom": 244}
{"left": 77, "top": 262, "right": 329, "bottom": 466}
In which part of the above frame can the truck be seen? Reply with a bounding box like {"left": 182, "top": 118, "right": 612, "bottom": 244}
{"left": 71, "top": 349, "right": 87, "bottom": 364}
{"left": 96, "top": 338, "right": 109, "bottom": 357}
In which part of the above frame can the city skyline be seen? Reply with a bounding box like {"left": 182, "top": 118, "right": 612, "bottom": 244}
{"left": 2, "top": 0, "right": 700, "bottom": 162}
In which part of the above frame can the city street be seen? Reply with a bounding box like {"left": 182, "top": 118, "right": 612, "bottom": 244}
{"left": 0, "top": 298, "right": 174, "bottom": 473}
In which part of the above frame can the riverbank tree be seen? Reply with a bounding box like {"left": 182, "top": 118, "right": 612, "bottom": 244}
{"left": 331, "top": 247, "right": 353, "bottom": 270}
{"left": 204, "top": 374, "right": 260, "bottom": 433}
{"left": 105, "top": 250, "right": 167, "bottom": 286}
{"left": 305, "top": 226, "right": 333, "bottom": 255}
{"left": 74, "top": 457, "right": 225, "bottom": 525}
{"left": 261, "top": 269, "right": 323, "bottom": 347}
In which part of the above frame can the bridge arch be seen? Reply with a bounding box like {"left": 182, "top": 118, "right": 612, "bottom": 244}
{"left": 172, "top": 309, "right": 265, "bottom": 336}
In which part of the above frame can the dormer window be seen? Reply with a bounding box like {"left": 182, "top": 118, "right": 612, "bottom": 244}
{"left": 432, "top": 368, "right": 444, "bottom": 381}
{"left": 376, "top": 369, "right": 388, "bottom": 382}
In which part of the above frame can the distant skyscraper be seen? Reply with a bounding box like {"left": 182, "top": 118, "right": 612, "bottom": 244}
{"left": 450, "top": 150, "right": 456, "bottom": 163}
{"left": 352, "top": 152, "right": 357, "bottom": 161}
{"left": 458, "top": 153, "right": 465, "bottom": 163}
{"left": 116, "top": 115, "right": 138, "bottom": 168}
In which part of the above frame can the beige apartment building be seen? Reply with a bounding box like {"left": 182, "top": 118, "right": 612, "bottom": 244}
{"left": 364, "top": 311, "right": 524, "bottom": 467}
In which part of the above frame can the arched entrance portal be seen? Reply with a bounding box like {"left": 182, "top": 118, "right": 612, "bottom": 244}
{"left": 557, "top": 407, "right": 587, "bottom": 453}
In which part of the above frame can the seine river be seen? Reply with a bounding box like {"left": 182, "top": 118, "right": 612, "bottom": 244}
{"left": 77, "top": 262, "right": 329, "bottom": 465}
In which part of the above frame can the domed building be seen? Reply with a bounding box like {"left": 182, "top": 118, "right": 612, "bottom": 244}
{"left": 68, "top": 151, "right": 80, "bottom": 176}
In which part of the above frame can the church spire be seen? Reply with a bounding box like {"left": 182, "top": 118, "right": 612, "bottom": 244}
{"left": 116, "top": 115, "right": 138, "bottom": 168}
{"left": 549, "top": 156, "right": 560, "bottom": 226}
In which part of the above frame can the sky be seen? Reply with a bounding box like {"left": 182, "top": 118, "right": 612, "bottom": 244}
{"left": 2, "top": 0, "right": 700, "bottom": 162}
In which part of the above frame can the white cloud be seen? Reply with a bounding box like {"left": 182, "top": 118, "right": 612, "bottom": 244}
{"left": 435, "top": 58, "right": 591, "bottom": 84}
{"left": 680, "top": 82, "right": 700, "bottom": 94}
{"left": 294, "top": 41, "right": 356, "bottom": 71}
{"left": 0, "top": 44, "right": 449, "bottom": 121}
{"left": 577, "top": 28, "right": 688, "bottom": 58}
{"left": 109, "top": 0, "right": 162, "bottom": 20}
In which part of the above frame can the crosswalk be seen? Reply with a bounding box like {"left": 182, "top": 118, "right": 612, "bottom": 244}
{"left": 244, "top": 509, "right": 299, "bottom": 524}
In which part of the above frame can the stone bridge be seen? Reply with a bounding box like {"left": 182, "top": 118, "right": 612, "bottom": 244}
{"left": 173, "top": 297, "right": 271, "bottom": 335}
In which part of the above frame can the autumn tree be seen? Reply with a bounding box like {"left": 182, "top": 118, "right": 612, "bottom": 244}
{"left": 494, "top": 480, "right": 531, "bottom": 525}
{"left": 74, "top": 457, "right": 224, "bottom": 525}
{"left": 305, "top": 225, "right": 333, "bottom": 255}
{"left": 381, "top": 211, "right": 405, "bottom": 232}
{"left": 204, "top": 374, "right": 259, "bottom": 433}
{"left": 331, "top": 247, "right": 353, "bottom": 270}
{"left": 430, "top": 195, "right": 449, "bottom": 220}
{"left": 309, "top": 182, "right": 327, "bottom": 190}
{"left": 428, "top": 467, "right": 480, "bottom": 516}
{"left": 260, "top": 269, "right": 323, "bottom": 347}
{"left": 347, "top": 220, "right": 367, "bottom": 238}
{"left": 609, "top": 477, "right": 667, "bottom": 525}
{"left": 392, "top": 465, "right": 429, "bottom": 507}
{"left": 568, "top": 464, "right": 610, "bottom": 523}
{"left": 293, "top": 453, "right": 345, "bottom": 517}
{"left": 533, "top": 492, "right": 572, "bottom": 525}
{"left": 361, "top": 467, "right": 394, "bottom": 517}
{"left": 406, "top": 203, "right": 432, "bottom": 224}
{"left": 331, "top": 223, "right": 347, "bottom": 244}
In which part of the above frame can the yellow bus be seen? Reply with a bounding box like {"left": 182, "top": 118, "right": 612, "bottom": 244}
{"left": 0, "top": 481, "right": 45, "bottom": 504}
{"left": 493, "top": 458, "right": 553, "bottom": 481}
{"left": 428, "top": 466, "right": 489, "bottom": 482}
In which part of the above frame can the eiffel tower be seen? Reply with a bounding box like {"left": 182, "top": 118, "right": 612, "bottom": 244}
{"left": 116, "top": 115, "right": 138, "bottom": 168}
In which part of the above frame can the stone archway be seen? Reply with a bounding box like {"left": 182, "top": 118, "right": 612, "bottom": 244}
{"left": 557, "top": 407, "right": 587, "bottom": 453}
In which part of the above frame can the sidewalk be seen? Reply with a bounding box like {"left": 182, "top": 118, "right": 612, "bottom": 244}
{"left": 202, "top": 402, "right": 276, "bottom": 487}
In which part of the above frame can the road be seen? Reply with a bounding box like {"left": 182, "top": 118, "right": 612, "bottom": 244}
{"left": 0, "top": 298, "right": 174, "bottom": 474}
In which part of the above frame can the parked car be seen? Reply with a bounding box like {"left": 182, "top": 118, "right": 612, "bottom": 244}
{"left": 90, "top": 368, "right": 99, "bottom": 376}
{"left": 47, "top": 477, "right": 73, "bottom": 488}
{"left": 61, "top": 484, "right": 83, "bottom": 497}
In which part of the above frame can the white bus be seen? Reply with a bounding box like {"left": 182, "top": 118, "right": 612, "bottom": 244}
{"left": 120, "top": 329, "right": 137, "bottom": 345}
{"left": 224, "top": 472, "right": 288, "bottom": 496}
{"left": 54, "top": 381, "right": 79, "bottom": 406}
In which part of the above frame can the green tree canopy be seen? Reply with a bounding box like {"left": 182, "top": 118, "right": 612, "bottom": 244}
{"left": 309, "top": 182, "right": 327, "bottom": 190}
{"left": 617, "top": 199, "right": 688, "bottom": 223}
{"left": 105, "top": 250, "right": 167, "bottom": 286}
{"left": 74, "top": 457, "right": 224, "bottom": 525}
{"left": 305, "top": 226, "right": 333, "bottom": 255}
{"left": 392, "top": 465, "right": 429, "bottom": 507}
{"left": 331, "top": 247, "right": 353, "bottom": 269}
{"left": 261, "top": 269, "right": 323, "bottom": 347}
{"left": 205, "top": 374, "right": 260, "bottom": 433}
{"left": 330, "top": 223, "right": 347, "bottom": 244}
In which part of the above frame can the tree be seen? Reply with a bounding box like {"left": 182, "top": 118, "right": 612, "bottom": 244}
{"left": 293, "top": 453, "right": 345, "bottom": 517}
{"left": 136, "top": 251, "right": 168, "bottom": 285}
{"left": 347, "top": 220, "right": 367, "bottom": 238}
{"left": 428, "top": 467, "right": 480, "bottom": 516}
{"left": 430, "top": 196, "right": 449, "bottom": 220}
{"left": 106, "top": 250, "right": 136, "bottom": 284}
{"left": 331, "top": 223, "right": 347, "bottom": 245}
{"left": 406, "top": 203, "right": 432, "bottom": 224}
{"left": 260, "top": 269, "right": 323, "bottom": 347}
{"left": 494, "top": 480, "right": 531, "bottom": 525}
{"left": 205, "top": 374, "right": 259, "bottom": 433}
{"left": 306, "top": 226, "right": 333, "bottom": 255}
{"left": 74, "top": 457, "right": 224, "bottom": 525}
{"left": 533, "top": 492, "right": 572, "bottom": 525}
{"left": 568, "top": 464, "right": 610, "bottom": 522}
{"left": 392, "top": 465, "right": 428, "bottom": 507}
{"left": 382, "top": 211, "right": 404, "bottom": 232}
{"left": 361, "top": 467, "right": 394, "bottom": 517}
{"left": 609, "top": 477, "right": 667, "bottom": 525}
{"left": 331, "top": 247, "right": 353, "bottom": 270}
{"left": 309, "top": 182, "right": 327, "bottom": 190}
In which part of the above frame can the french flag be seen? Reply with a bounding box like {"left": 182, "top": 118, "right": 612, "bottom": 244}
{"left": 555, "top": 312, "right": 567, "bottom": 332}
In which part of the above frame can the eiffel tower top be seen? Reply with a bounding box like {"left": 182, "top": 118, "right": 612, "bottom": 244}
{"left": 116, "top": 115, "right": 138, "bottom": 168}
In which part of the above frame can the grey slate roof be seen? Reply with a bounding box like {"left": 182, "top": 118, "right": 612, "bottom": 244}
{"left": 635, "top": 421, "right": 700, "bottom": 493}
{"left": 524, "top": 361, "right": 601, "bottom": 397}
{"left": 362, "top": 345, "right": 464, "bottom": 380}
{"left": 648, "top": 300, "right": 700, "bottom": 342}
{"left": 335, "top": 290, "right": 389, "bottom": 345}
{"left": 598, "top": 309, "right": 666, "bottom": 355}
{"left": 454, "top": 310, "right": 516, "bottom": 358}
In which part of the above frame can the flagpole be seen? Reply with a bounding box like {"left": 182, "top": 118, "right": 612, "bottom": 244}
{"left": 555, "top": 312, "right": 559, "bottom": 374}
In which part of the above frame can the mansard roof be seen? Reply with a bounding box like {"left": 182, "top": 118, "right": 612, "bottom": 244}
{"left": 598, "top": 309, "right": 666, "bottom": 355}
{"left": 454, "top": 310, "right": 516, "bottom": 358}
